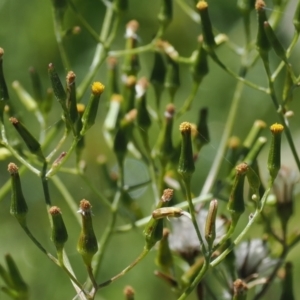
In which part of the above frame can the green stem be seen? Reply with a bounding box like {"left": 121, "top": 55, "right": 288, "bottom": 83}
{"left": 67, "top": 0, "right": 104, "bottom": 44}
{"left": 97, "top": 248, "right": 149, "bottom": 289}
{"left": 50, "top": 175, "right": 81, "bottom": 224}
{"left": 200, "top": 79, "right": 244, "bottom": 196}
{"left": 20, "top": 224, "right": 58, "bottom": 265}
{"left": 183, "top": 178, "right": 207, "bottom": 254}
{"left": 77, "top": 4, "right": 115, "bottom": 100}
{"left": 57, "top": 249, "right": 89, "bottom": 299}
{"left": 176, "top": 81, "right": 200, "bottom": 118}
{"left": 52, "top": 10, "right": 71, "bottom": 70}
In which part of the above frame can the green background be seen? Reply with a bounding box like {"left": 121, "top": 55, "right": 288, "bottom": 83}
{"left": 0, "top": 0, "right": 299, "bottom": 299}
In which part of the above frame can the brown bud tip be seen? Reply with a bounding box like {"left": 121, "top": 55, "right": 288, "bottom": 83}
{"left": 255, "top": 0, "right": 266, "bottom": 11}
{"left": 79, "top": 199, "right": 92, "bottom": 214}
{"left": 197, "top": 35, "right": 204, "bottom": 43}
{"left": 7, "top": 163, "right": 18, "bottom": 174}
{"left": 72, "top": 26, "right": 81, "bottom": 35}
{"left": 126, "top": 75, "right": 137, "bottom": 87}
{"left": 123, "top": 285, "right": 135, "bottom": 297}
{"left": 270, "top": 123, "right": 284, "bottom": 134}
{"left": 96, "top": 154, "right": 107, "bottom": 164}
{"left": 126, "top": 20, "right": 139, "bottom": 32}
{"left": 110, "top": 93, "right": 123, "bottom": 103}
{"left": 9, "top": 117, "right": 19, "bottom": 125}
{"left": 236, "top": 162, "right": 249, "bottom": 175}
{"left": 228, "top": 136, "right": 240, "bottom": 149}
{"left": 137, "top": 77, "right": 149, "bottom": 90}
{"left": 161, "top": 188, "right": 174, "bottom": 202}
{"left": 53, "top": 151, "right": 67, "bottom": 166}
{"left": 196, "top": 1, "right": 208, "bottom": 10}
{"left": 92, "top": 82, "right": 105, "bottom": 95}
{"left": 49, "top": 206, "right": 62, "bottom": 215}
{"left": 163, "top": 228, "right": 170, "bottom": 237}
{"left": 254, "top": 120, "right": 267, "bottom": 129}
{"left": 48, "top": 63, "right": 54, "bottom": 70}
{"left": 179, "top": 122, "right": 192, "bottom": 133}
{"left": 66, "top": 71, "right": 76, "bottom": 84}
{"left": 165, "top": 103, "right": 176, "bottom": 118}
{"left": 233, "top": 279, "right": 248, "bottom": 295}
{"left": 0, "top": 47, "right": 4, "bottom": 58}
{"left": 125, "top": 109, "right": 138, "bottom": 122}
{"left": 107, "top": 56, "right": 118, "bottom": 69}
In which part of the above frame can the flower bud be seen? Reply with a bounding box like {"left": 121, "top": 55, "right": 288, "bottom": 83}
{"left": 143, "top": 189, "right": 173, "bottom": 250}
{"left": 124, "top": 286, "right": 135, "bottom": 300}
{"left": 240, "top": 120, "right": 266, "bottom": 159}
{"left": 122, "top": 75, "right": 136, "bottom": 114}
{"left": 48, "top": 63, "right": 67, "bottom": 110}
{"left": 268, "top": 123, "right": 284, "bottom": 182}
{"left": 178, "top": 122, "right": 195, "bottom": 182}
{"left": 0, "top": 48, "right": 9, "bottom": 116}
{"left": 255, "top": 0, "right": 270, "bottom": 55}
{"left": 196, "top": 1, "right": 216, "bottom": 49}
{"left": 233, "top": 279, "right": 248, "bottom": 300}
{"left": 227, "top": 163, "right": 248, "bottom": 222}
{"left": 155, "top": 228, "right": 173, "bottom": 273}
{"left": 49, "top": 206, "right": 68, "bottom": 252}
{"left": 9, "top": 117, "right": 45, "bottom": 161}
{"left": 77, "top": 199, "right": 98, "bottom": 266}
{"left": 136, "top": 77, "right": 151, "bottom": 131}
{"left": 66, "top": 71, "right": 79, "bottom": 126}
{"left": 122, "top": 20, "right": 140, "bottom": 76}
{"left": 8, "top": 163, "right": 28, "bottom": 225}
{"left": 205, "top": 199, "right": 218, "bottom": 248}
{"left": 80, "top": 81, "right": 105, "bottom": 135}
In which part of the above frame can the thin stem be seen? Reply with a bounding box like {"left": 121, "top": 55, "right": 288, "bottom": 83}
{"left": 175, "top": 0, "right": 200, "bottom": 23}
{"left": 20, "top": 223, "right": 59, "bottom": 265}
{"left": 51, "top": 9, "right": 71, "bottom": 70}
{"left": 50, "top": 175, "right": 81, "bottom": 224}
{"left": 57, "top": 249, "right": 89, "bottom": 299}
{"left": 86, "top": 193, "right": 122, "bottom": 293}
{"left": 46, "top": 127, "right": 69, "bottom": 162}
{"left": 200, "top": 79, "right": 244, "bottom": 196}
{"left": 67, "top": 0, "right": 104, "bottom": 44}
{"left": 77, "top": 4, "right": 115, "bottom": 100}
{"left": 183, "top": 178, "right": 207, "bottom": 254}
{"left": 97, "top": 248, "right": 149, "bottom": 289}
{"left": 176, "top": 81, "right": 200, "bottom": 118}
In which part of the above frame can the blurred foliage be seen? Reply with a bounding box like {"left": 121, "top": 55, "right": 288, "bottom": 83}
{"left": 0, "top": 0, "right": 300, "bottom": 299}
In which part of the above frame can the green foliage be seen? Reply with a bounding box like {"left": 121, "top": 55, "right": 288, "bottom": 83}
{"left": 0, "top": 0, "right": 300, "bottom": 299}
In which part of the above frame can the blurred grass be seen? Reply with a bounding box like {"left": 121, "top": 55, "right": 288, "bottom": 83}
{"left": 0, "top": 0, "right": 299, "bottom": 299}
